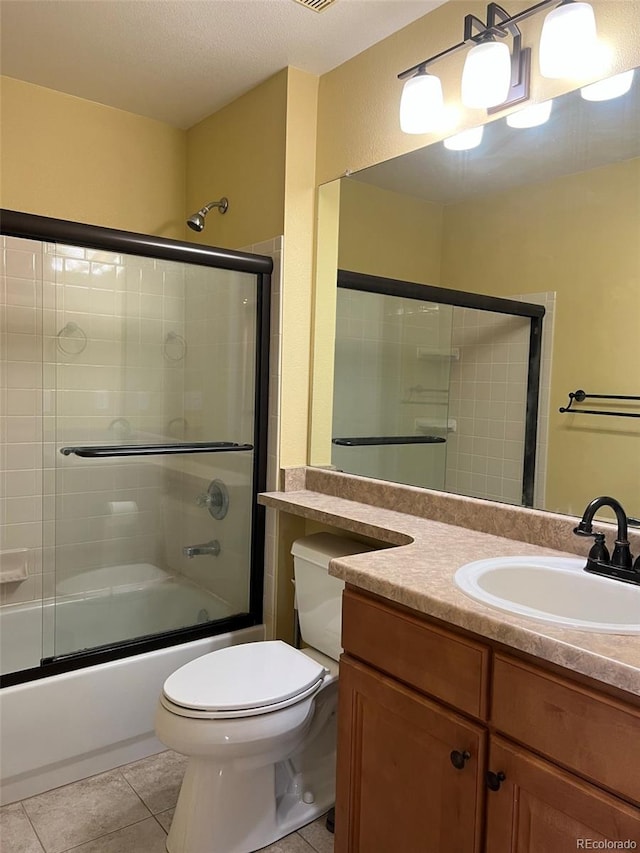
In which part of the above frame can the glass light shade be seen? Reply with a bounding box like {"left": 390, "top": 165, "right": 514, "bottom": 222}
{"left": 506, "top": 100, "right": 553, "bottom": 128}
{"left": 581, "top": 69, "right": 634, "bottom": 101}
{"left": 443, "top": 126, "right": 484, "bottom": 151}
{"left": 461, "top": 41, "right": 512, "bottom": 108}
{"left": 539, "top": 1, "right": 597, "bottom": 79}
{"left": 399, "top": 73, "right": 444, "bottom": 134}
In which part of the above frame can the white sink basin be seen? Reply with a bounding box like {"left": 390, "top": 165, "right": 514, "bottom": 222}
{"left": 454, "top": 556, "right": 640, "bottom": 634}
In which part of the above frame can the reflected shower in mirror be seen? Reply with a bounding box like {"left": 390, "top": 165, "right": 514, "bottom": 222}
{"left": 332, "top": 273, "right": 544, "bottom": 507}
{"left": 320, "top": 68, "right": 640, "bottom": 519}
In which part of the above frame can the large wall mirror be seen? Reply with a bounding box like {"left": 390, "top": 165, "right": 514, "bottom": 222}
{"left": 311, "top": 69, "right": 640, "bottom": 520}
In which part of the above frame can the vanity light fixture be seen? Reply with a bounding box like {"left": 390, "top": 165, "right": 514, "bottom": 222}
{"left": 461, "top": 37, "right": 512, "bottom": 108}
{"left": 506, "top": 99, "right": 553, "bottom": 127}
{"left": 398, "top": 0, "right": 598, "bottom": 133}
{"left": 580, "top": 68, "right": 635, "bottom": 101}
{"left": 539, "top": 0, "right": 597, "bottom": 79}
{"left": 443, "top": 126, "right": 484, "bottom": 151}
{"left": 399, "top": 70, "right": 445, "bottom": 134}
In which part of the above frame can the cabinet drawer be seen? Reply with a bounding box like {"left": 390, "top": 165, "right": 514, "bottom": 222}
{"left": 341, "top": 588, "right": 490, "bottom": 718}
{"left": 491, "top": 654, "right": 640, "bottom": 805}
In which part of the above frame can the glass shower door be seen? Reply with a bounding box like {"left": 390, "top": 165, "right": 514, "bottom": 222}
{"left": 46, "top": 243, "right": 260, "bottom": 660}
{"left": 332, "top": 287, "right": 454, "bottom": 490}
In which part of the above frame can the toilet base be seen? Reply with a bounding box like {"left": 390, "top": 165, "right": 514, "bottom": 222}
{"left": 166, "top": 751, "right": 335, "bottom": 853}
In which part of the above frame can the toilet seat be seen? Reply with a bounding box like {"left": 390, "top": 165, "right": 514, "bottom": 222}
{"left": 162, "top": 640, "right": 328, "bottom": 719}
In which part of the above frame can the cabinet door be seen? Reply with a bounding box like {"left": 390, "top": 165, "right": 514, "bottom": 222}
{"left": 335, "top": 655, "right": 486, "bottom": 853}
{"left": 485, "top": 737, "right": 640, "bottom": 852}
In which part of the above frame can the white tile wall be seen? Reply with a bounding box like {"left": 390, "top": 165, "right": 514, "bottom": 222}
{"left": 444, "top": 305, "right": 539, "bottom": 505}
{"left": 2, "top": 234, "right": 277, "bottom": 637}
{"left": 1, "top": 236, "right": 44, "bottom": 606}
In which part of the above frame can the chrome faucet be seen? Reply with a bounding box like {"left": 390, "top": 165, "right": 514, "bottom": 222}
{"left": 182, "top": 540, "right": 221, "bottom": 559}
{"left": 574, "top": 496, "right": 640, "bottom": 585}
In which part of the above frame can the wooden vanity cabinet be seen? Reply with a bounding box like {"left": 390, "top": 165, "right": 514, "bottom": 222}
{"left": 335, "top": 655, "right": 486, "bottom": 853}
{"left": 335, "top": 588, "right": 640, "bottom": 853}
{"left": 485, "top": 738, "right": 640, "bottom": 852}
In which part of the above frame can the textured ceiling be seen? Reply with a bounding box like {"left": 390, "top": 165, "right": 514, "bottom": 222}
{"left": 0, "top": 0, "right": 446, "bottom": 129}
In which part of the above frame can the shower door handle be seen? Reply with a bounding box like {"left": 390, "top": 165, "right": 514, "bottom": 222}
{"left": 332, "top": 435, "right": 446, "bottom": 446}
{"left": 60, "top": 441, "right": 254, "bottom": 458}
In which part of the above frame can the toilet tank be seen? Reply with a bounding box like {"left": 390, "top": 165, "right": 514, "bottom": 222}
{"left": 291, "top": 532, "right": 376, "bottom": 662}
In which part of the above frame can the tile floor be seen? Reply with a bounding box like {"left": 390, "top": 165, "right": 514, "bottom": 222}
{"left": 0, "top": 750, "right": 335, "bottom": 853}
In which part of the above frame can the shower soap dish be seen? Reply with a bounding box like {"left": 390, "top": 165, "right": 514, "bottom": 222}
{"left": 0, "top": 548, "right": 31, "bottom": 583}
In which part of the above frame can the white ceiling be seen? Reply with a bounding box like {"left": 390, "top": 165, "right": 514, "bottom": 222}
{"left": 0, "top": 0, "right": 446, "bottom": 129}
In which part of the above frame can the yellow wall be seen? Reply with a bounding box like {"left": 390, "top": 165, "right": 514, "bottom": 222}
{"left": 309, "top": 180, "right": 341, "bottom": 465}
{"left": 279, "top": 69, "right": 320, "bottom": 468}
{"left": 440, "top": 157, "right": 640, "bottom": 516}
{"left": 0, "top": 76, "right": 186, "bottom": 239}
{"left": 338, "top": 180, "right": 443, "bottom": 284}
{"left": 185, "top": 70, "right": 288, "bottom": 250}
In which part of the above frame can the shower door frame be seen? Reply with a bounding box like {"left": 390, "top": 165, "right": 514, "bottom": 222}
{"left": 0, "top": 209, "right": 272, "bottom": 687}
{"left": 336, "top": 269, "right": 545, "bottom": 508}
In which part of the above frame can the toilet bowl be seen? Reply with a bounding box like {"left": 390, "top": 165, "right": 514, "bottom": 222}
{"left": 155, "top": 533, "right": 375, "bottom": 853}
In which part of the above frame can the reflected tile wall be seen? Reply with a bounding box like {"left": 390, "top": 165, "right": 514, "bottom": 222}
{"left": 444, "top": 293, "right": 554, "bottom": 508}
{"left": 445, "top": 308, "right": 530, "bottom": 505}
{"left": 332, "top": 290, "right": 452, "bottom": 491}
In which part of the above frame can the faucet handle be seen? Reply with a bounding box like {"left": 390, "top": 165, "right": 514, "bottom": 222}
{"left": 587, "top": 533, "right": 610, "bottom": 565}
{"left": 195, "top": 480, "right": 229, "bottom": 520}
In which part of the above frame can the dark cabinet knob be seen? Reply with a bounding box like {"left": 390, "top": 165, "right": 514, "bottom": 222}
{"left": 486, "top": 770, "right": 506, "bottom": 791}
{"left": 450, "top": 749, "right": 471, "bottom": 770}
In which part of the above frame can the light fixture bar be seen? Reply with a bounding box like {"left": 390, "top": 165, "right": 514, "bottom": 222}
{"left": 397, "top": 0, "right": 556, "bottom": 82}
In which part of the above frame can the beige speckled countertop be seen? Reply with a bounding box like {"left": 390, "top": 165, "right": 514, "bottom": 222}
{"left": 259, "top": 468, "right": 640, "bottom": 698}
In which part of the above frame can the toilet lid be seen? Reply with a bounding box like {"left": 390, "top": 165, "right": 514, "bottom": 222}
{"left": 163, "top": 641, "right": 327, "bottom": 713}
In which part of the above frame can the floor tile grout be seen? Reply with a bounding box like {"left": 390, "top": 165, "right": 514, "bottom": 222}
{"left": 117, "top": 767, "right": 158, "bottom": 819}
{"left": 19, "top": 800, "right": 48, "bottom": 853}
{"left": 4, "top": 751, "right": 333, "bottom": 853}
{"left": 151, "top": 811, "right": 170, "bottom": 836}
{"left": 295, "top": 831, "right": 321, "bottom": 852}
{"left": 56, "top": 816, "right": 164, "bottom": 853}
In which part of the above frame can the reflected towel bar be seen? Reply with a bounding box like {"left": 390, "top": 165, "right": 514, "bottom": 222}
{"left": 332, "top": 435, "right": 446, "bottom": 446}
{"left": 559, "top": 390, "right": 640, "bottom": 419}
{"left": 60, "top": 441, "right": 254, "bottom": 458}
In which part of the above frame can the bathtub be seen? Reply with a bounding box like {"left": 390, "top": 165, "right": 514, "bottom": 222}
{"left": 1, "top": 566, "right": 237, "bottom": 673}
{"left": 0, "top": 574, "right": 263, "bottom": 804}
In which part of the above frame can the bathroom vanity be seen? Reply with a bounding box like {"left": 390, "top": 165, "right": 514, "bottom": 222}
{"left": 336, "top": 587, "right": 640, "bottom": 852}
{"left": 259, "top": 467, "right": 640, "bottom": 851}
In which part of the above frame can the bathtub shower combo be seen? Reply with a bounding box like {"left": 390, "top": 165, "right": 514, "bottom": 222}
{"left": 0, "top": 210, "right": 271, "bottom": 803}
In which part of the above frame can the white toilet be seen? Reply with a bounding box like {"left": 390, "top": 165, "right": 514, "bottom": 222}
{"left": 155, "top": 532, "right": 374, "bottom": 853}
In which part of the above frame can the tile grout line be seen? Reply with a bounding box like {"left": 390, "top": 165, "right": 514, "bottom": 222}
{"left": 18, "top": 800, "right": 48, "bottom": 853}
{"left": 150, "top": 811, "right": 170, "bottom": 836}
{"left": 57, "top": 816, "right": 163, "bottom": 853}
{"left": 117, "top": 767, "right": 160, "bottom": 824}
{"left": 296, "top": 829, "right": 326, "bottom": 853}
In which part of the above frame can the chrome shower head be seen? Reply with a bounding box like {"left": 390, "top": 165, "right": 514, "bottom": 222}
{"left": 186, "top": 212, "right": 205, "bottom": 232}
{"left": 186, "top": 198, "right": 229, "bottom": 232}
